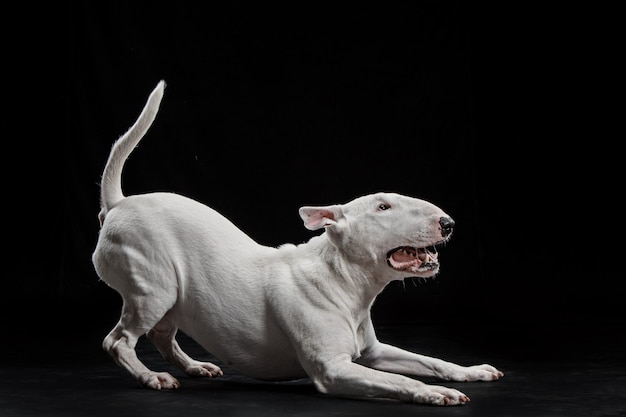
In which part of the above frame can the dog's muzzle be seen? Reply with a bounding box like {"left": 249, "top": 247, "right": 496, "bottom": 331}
{"left": 386, "top": 216, "right": 454, "bottom": 274}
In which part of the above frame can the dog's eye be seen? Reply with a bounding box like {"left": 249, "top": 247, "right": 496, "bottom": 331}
{"left": 378, "top": 203, "right": 391, "bottom": 211}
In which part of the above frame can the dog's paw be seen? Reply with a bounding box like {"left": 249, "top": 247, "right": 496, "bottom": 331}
{"left": 184, "top": 362, "right": 224, "bottom": 378}
{"left": 413, "top": 384, "right": 470, "bottom": 406}
{"left": 139, "top": 371, "right": 181, "bottom": 390}
{"left": 452, "top": 364, "right": 504, "bottom": 382}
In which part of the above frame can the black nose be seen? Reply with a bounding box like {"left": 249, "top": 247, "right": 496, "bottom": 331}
{"left": 439, "top": 216, "right": 455, "bottom": 237}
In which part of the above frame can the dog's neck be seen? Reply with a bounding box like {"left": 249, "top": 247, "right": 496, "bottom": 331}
{"left": 298, "top": 233, "right": 390, "bottom": 317}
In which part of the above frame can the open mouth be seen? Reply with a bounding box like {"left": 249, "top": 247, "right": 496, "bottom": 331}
{"left": 386, "top": 245, "right": 441, "bottom": 273}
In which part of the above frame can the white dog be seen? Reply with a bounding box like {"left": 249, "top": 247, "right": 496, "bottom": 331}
{"left": 92, "top": 80, "right": 503, "bottom": 406}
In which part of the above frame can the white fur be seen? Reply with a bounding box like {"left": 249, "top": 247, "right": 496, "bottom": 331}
{"left": 92, "top": 81, "right": 503, "bottom": 406}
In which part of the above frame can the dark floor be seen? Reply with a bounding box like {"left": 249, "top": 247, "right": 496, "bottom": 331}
{"left": 1, "top": 319, "right": 625, "bottom": 417}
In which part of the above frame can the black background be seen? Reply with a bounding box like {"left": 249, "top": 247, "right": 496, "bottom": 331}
{"left": 6, "top": 2, "right": 621, "bottom": 331}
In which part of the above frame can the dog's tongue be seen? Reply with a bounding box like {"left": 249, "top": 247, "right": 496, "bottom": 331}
{"left": 388, "top": 247, "right": 423, "bottom": 270}
{"left": 391, "top": 250, "right": 417, "bottom": 264}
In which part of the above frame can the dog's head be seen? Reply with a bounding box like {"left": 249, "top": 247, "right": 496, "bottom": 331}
{"left": 299, "top": 192, "right": 454, "bottom": 280}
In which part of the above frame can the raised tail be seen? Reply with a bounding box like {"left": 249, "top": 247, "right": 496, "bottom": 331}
{"left": 98, "top": 80, "right": 166, "bottom": 225}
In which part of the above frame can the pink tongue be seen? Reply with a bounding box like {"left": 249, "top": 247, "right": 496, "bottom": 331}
{"left": 391, "top": 251, "right": 415, "bottom": 263}
{"left": 389, "top": 250, "right": 423, "bottom": 271}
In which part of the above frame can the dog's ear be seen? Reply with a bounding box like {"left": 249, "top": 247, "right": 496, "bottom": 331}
{"left": 298, "top": 205, "right": 343, "bottom": 230}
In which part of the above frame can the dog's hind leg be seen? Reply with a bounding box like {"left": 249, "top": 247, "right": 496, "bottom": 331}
{"left": 147, "top": 315, "right": 223, "bottom": 379}
{"left": 102, "top": 294, "right": 181, "bottom": 390}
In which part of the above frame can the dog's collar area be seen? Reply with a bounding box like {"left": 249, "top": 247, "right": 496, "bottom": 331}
{"left": 386, "top": 245, "right": 439, "bottom": 272}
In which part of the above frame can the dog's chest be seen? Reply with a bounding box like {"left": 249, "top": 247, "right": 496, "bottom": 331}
{"left": 183, "top": 316, "right": 306, "bottom": 380}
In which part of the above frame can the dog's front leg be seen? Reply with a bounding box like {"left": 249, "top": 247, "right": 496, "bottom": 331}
{"left": 357, "top": 342, "right": 503, "bottom": 382}
{"left": 308, "top": 354, "right": 469, "bottom": 406}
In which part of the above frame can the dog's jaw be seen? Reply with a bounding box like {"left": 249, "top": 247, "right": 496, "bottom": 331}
{"left": 385, "top": 237, "right": 450, "bottom": 277}
{"left": 386, "top": 245, "right": 439, "bottom": 273}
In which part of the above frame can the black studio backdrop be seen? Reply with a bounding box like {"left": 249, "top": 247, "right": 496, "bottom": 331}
{"left": 14, "top": 2, "right": 619, "bottom": 329}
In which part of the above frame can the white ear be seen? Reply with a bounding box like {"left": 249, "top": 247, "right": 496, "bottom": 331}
{"left": 299, "top": 205, "right": 343, "bottom": 230}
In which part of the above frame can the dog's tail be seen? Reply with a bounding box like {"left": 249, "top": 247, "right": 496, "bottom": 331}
{"left": 98, "top": 80, "right": 166, "bottom": 225}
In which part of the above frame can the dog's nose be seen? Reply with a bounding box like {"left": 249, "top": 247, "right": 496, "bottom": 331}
{"left": 439, "top": 217, "right": 455, "bottom": 237}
